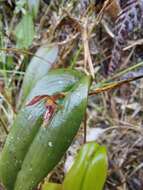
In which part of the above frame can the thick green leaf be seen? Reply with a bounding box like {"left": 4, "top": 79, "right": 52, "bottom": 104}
{"left": 18, "top": 45, "right": 59, "bottom": 107}
{"left": 0, "top": 101, "right": 46, "bottom": 190}
{"left": 63, "top": 143, "right": 108, "bottom": 190}
{"left": 63, "top": 143, "right": 99, "bottom": 190}
{"left": 82, "top": 146, "right": 108, "bottom": 190}
{"left": 15, "top": 13, "right": 35, "bottom": 49}
{"left": 26, "top": 69, "right": 84, "bottom": 103}
{"left": 42, "top": 182, "right": 62, "bottom": 190}
{"left": 14, "top": 76, "right": 90, "bottom": 190}
{"left": 27, "top": 0, "right": 40, "bottom": 19}
{"left": 0, "top": 69, "right": 82, "bottom": 190}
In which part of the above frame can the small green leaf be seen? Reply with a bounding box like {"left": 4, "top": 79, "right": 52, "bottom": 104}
{"left": 15, "top": 13, "right": 35, "bottom": 49}
{"left": 18, "top": 44, "right": 59, "bottom": 107}
{"left": 42, "top": 182, "right": 62, "bottom": 190}
{"left": 63, "top": 143, "right": 108, "bottom": 190}
{"left": 63, "top": 143, "right": 99, "bottom": 190}
{"left": 82, "top": 146, "right": 108, "bottom": 190}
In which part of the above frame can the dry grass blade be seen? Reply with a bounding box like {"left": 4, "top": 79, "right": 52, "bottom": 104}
{"left": 82, "top": 19, "right": 95, "bottom": 78}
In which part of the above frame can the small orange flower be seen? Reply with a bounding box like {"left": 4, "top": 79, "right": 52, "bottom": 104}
{"left": 26, "top": 93, "right": 65, "bottom": 125}
{"left": 26, "top": 95, "right": 58, "bottom": 124}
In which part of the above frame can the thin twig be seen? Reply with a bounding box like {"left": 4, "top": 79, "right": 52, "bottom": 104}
{"left": 82, "top": 19, "right": 95, "bottom": 78}
{"left": 0, "top": 48, "right": 53, "bottom": 65}
{"left": 105, "top": 61, "right": 143, "bottom": 82}
{"left": 96, "top": 0, "right": 111, "bottom": 24}
{"left": 89, "top": 74, "right": 143, "bottom": 95}
{"left": 123, "top": 38, "right": 143, "bottom": 51}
